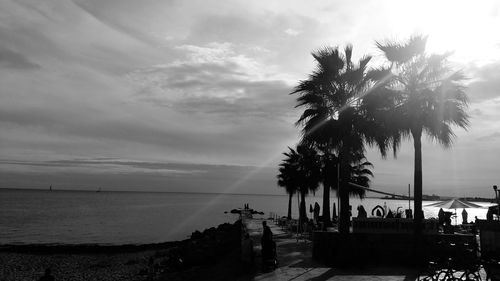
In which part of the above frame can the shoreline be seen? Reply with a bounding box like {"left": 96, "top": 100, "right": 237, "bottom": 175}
{"left": 0, "top": 240, "right": 185, "bottom": 254}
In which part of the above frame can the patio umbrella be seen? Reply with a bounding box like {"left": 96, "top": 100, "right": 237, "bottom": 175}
{"left": 424, "top": 198, "right": 483, "bottom": 224}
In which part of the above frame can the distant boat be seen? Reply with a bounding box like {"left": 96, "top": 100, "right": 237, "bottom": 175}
{"left": 49, "top": 185, "right": 52, "bottom": 191}
{"left": 96, "top": 187, "right": 101, "bottom": 192}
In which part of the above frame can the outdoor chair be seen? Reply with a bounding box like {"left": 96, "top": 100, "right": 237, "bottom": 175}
{"left": 295, "top": 222, "right": 312, "bottom": 243}
{"left": 277, "top": 218, "right": 288, "bottom": 230}
{"left": 477, "top": 220, "right": 500, "bottom": 280}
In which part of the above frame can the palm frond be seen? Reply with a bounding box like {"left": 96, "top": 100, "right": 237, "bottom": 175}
{"left": 376, "top": 35, "right": 428, "bottom": 64}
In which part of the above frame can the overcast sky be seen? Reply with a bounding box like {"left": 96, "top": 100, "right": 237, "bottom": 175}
{"left": 1, "top": 0, "right": 499, "bottom": 198}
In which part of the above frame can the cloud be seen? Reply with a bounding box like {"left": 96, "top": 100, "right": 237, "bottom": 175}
{"left": 466, "top": 62, "right": 500, "bottom": 102}
{"left": 284, "top": 28, "right": 301, "bottom": 36}
{"left": 0, "top": 46, "right": 40, "bottom": 69}
{"left": 476, "top": 132, "right": 500, "bottom": 142}
{"left": 72, "top": 0, "right": 163, "bottom": 46}
{"left": 129, "top": 41, "right": 297, "bottom": 122}
{"left": 0, "top": 158, "right": 279, "bottom": 194}
{"left": 132, "top": 66, "right": 294, "bottom": 119}
{"left": 0, "top": 0, "right": 165, "bottom": 76}
{"left": 470, "top": 108, "right": 483, "bottom": 116}
{"left": 0, "top": 158, "right": 207, "bottom": 174}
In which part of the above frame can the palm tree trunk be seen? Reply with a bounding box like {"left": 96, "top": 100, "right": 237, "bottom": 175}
{"left": 287, "top": 192, "right": 293, "bottom": 220}
{"left": 338, "top": 181, "right": 350, "bottom": 234}
{"left": 338, "top": 158, "right": 351, "bottom": 234}
{"left": 322, "top": 182, "right": 331, "bottom": 228}
{"left": 412, "top": 128, "right": 423, "bottom": 234}
{"left": 300, "top": 191, "right": 307, "bottom": 225}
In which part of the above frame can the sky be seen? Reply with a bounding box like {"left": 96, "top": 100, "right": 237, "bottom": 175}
{"left": 1, "top": 0, "right": 500, "bottom": 198}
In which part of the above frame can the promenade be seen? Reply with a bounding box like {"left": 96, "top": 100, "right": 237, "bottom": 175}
{"left": 242, "top": 216, "right": 419, "bottom": 281}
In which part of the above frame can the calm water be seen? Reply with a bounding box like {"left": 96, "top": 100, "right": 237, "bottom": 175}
{"left": 0, "top": 189, "right": 492, "bottom": 245}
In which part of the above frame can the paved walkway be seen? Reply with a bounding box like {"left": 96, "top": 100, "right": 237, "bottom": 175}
{"left": 241, "top": 217, "right": 423, "bottom": 281}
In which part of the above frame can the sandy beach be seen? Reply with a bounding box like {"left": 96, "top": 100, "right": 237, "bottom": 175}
{"left": 0, "top": 251, "right": 151, "bottom": 281}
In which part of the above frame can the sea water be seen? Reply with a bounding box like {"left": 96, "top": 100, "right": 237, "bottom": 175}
{"left": 0, "top": 189, "right": 492, "bottom": 245}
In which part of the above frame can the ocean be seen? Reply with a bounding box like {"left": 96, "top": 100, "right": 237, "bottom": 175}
{"left": 0, "top": 188, "right": 492, "bottom": 245}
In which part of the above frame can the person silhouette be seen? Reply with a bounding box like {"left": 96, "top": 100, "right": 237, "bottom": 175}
{"left": 313, "top": 202, "right": 320, "bottom": 223}
{"left": 39, "top": 268, "right": 55, "bottom": 281}
{"left": 487, "top": 208, "right": 493, "bottom": 221}
{"left": 261, "top": 221, "right": 272, "bottom": 245}
{"left": 261, "top": 221, "right": 274, "bottom": 264}
{"left": 242, "top": 233, "right": 254, "bottom": 267}
{"left": 386, "top": 209, "right": 394, "bottom": 218}
{"left": 438, "top": 208, "right": 445, "bottom": 227}
{"left": 357, "top": 205, "right": 367, "bottom": 218}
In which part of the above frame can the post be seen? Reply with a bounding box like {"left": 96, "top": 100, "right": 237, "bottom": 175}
{"left": 297, "top": 193, "right": 300, "bottom": 241}
{"left": 494, "top": 185, "right": 499, "bottom": 220}
{"left": 337, "top": 163, "right": 340, "bottom": 223}
{"left": 408, "top": 184, "right": 411, "bottom": 210}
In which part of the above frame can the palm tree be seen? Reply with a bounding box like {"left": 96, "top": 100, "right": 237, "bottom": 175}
{"left": 372, "top": 35, "right": 470, "bottom": 232}
{"left": 347, "top": 153, "right": 374, "bottom": 196}
{"left": 293, "top": 46, "right": 390, "bottom": 234}
{"left": 295, "top": 144, "right": 321, "bottom": 224}
{"left": 319, "top": 150, "right": 338, "bottom": 227}
{"left": 277, "top": 145, "right": 321, "bottom": 224}
{"left": 277, "top": 151, "right": 299, "bottom": 220}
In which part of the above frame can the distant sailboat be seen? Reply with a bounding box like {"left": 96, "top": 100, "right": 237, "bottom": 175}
{"left": 49, "top": 185, "right": 52, "bottom": 191}
{"left": 96, "top": 187, "right": 101, "bottom": 193}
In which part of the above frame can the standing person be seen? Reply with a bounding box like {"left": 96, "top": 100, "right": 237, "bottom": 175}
{"left": 313, "top": 202, "right": 320, "bottom": 224}
{"left": 261, "top": 221, "right": 275, "bottom": 266}
{"left": 242, "top": 233, "right": 254, "bottom": 268}
{"left": 39, "top": 268, "right": 55, "bottom": 281}
{"left": 462, "top": 209, "right": 468, "bottom": 225}
{"left": 487, "top": 208, "right": 494, "bottom": 221}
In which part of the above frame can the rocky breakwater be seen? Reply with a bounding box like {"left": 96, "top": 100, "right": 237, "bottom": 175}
{"left": 146, "top": 220, "right": 243, "bottom": 280}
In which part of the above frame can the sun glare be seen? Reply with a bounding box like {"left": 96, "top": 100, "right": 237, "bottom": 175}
{"left": 390, "top": 0, "right": 500, "bottom": 65}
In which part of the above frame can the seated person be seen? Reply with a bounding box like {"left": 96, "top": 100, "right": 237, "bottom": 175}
{"left": 443, "top": 212, "right": 453, "bottom": 234}
{"left": 39, "top": 268, "right": 55, "bottom": 281}
{"left": 242, "top": 233, "right": 254, "bottom": 266}
{"left": 357, "top": 205, "right": 367, "bottom": 218}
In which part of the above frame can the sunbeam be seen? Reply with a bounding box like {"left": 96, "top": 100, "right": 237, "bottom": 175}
{"left": 166, "top": 136, "right": 298, "bottom": 238}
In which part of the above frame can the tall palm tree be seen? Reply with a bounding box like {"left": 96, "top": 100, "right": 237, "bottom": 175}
{"left": 277, "top": 145, "right": 321, "bottom": 224}
{"left": 371, "top": 35, "right": 470, "bottom": 232}
{"left": 293, "top": 46, "right": 390, "bottom": 234}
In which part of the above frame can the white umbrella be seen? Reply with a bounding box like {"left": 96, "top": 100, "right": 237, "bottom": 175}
{"left": 425, "top": 198, "right": 483, "bottom": 224}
